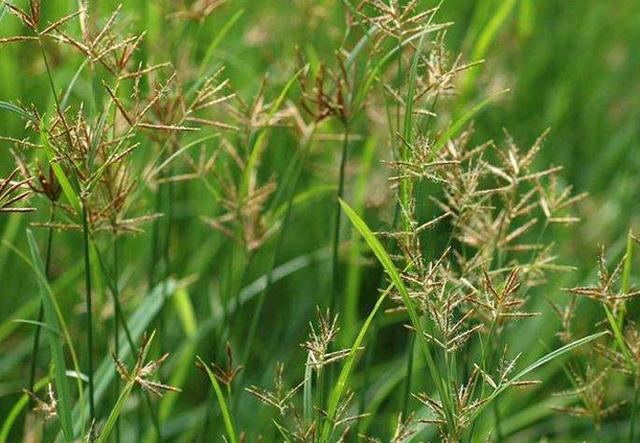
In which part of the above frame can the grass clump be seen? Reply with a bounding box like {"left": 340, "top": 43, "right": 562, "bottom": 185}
{"left": 0, "top": 1, "right": 638, "bottom": 442}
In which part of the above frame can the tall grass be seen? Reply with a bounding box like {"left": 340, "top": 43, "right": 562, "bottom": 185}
{"left": 0, "top": 1, "right": 638, "bottom": 442}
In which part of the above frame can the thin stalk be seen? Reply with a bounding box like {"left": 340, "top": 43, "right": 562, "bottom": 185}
{"left": 317, "top": 366, "right": 325, "bottom": 419}
{"left": 28, "top": 209, "right": 55, "bottom": 395}
{"left": 144, "top": 182, "right": 163, "bottom": 441}
{"left": 113, "top": 235, "right": 121, "bottom": 443}
{"left": 163, "top": 172, "right": 175, "bottom": 302}
{"left": 152, "top": 145, "right": 176, "bottom": 442}
{"left": 330, "top": 123, "right": 350, "bottom": 315}
{"left": 489, "top": 328, "right": 504, "bottom": 441}
{"left": 82, "top": 201, "right": 96, "bottom": 423}
{"left": 325, "top": 123, "right": 350, "bottom": 411}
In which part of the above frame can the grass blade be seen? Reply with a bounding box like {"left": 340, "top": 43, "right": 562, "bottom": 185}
{"left": 485, "top": 331, "right": 607, "bottom": 406}
{"left": 39, "top": 128, "right": 81, "bottom": 212}
{"left": 518, "top": 0, "right": 535, "bottom": 39}
{"left": 95, "top": 380, "right": 136, "bottom": 443}
{"left": 463, "top": 0, "right": 517, "bottom": 93}
{"left": 197, "top": 356, "right": 238, "bottom": 443}
{"left": 61, "top": 59, "right": 89, "bottom": 110}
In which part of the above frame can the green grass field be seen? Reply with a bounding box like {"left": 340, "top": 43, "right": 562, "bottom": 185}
{"left": 0, "top": 1, "right": 639, "bottom": 441}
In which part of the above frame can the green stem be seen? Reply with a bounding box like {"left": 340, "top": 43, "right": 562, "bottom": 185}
{"left": 82, "top": 201, "right": 96, "bottom": 424}
{"left": 325, "top": 123, "right": 350, "bottom": 411}
{"left": 330, "top": 124, "right": 349, "bottom": 315}
{"left": 113, "top": 235, "right": 121, "bottom": 443}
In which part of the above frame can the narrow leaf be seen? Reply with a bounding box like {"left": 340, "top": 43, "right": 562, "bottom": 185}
{"left": 197, "top": 356, "right": 238, "bottom": 443}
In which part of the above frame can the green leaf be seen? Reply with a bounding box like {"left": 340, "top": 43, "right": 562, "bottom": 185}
{"left": 39, "top": 128, "right": 81, "bottom": 212}
{"left": 604, "top": 305, "right": 634, "bottom": 369}
{"left": 463, "top": 0, "right": 517, "bottom": 93}
{"left": 26, "top": 230, "right": 74, "bottom": 441}
{"left": 197, "top": 356, "right": 238, "bottom": 443}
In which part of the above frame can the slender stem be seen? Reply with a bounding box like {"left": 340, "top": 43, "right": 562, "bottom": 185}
{"left": 113, "top": 235, "right": 121, "bottom": 443}
{"left": 324, "top": 123, "right": 350, "bottom": 410}
{"left": 28, "top": 210, "right": 56, "bottom": 395}
{"left": 82, "top": 201, "right": 96, "bottom": 424}
{"left": 330, "top": 123, "right": 350, "bottom": 315}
